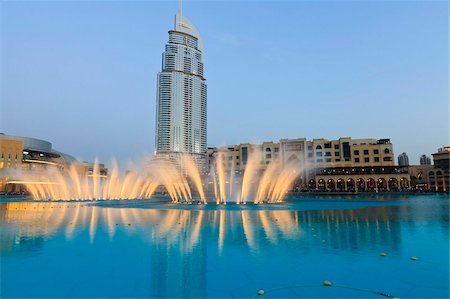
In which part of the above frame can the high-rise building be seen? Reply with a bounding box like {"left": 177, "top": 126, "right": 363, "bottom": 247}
{"left": 398, "top": 152, "right": 409, "bottom": 166}
{"left": 155, "top": 6, "right": 207, "bottom": 161}
{"left": 420, "top": 154, "right": 432, "bottom": 165}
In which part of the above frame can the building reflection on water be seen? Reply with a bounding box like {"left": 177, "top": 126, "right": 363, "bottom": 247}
{"left": 1, "top": 200, "right": 448, "bottom": 297}
{"left": 0, "top": 201, "right": 409, "bottom": 254}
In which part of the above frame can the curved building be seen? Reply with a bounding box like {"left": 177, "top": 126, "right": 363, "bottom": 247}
{"left": 155, "top": 11, "right": 207, "bottom": 160}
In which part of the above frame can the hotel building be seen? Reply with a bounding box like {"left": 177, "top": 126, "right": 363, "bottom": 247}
{"left": 155, "top": 10, "right": 207, "bottom": 163}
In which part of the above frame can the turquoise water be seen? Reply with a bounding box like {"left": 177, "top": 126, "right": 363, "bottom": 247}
{"left": 1, "top": 195, "right": 449, "bottom": 298}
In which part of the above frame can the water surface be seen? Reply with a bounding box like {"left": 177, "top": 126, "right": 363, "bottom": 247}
{"left": 1, "top": 195, "right": 449, "bottom": 298}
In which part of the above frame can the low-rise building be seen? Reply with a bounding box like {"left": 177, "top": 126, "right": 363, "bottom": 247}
{"left": 0, "top": 133, "right": 107, "bottom": 194}
{"left": 207, "top": 137, "right": 404, "bottom": 192}
{"left": 406, "top": 164, "right": 435, "bottom": 190}
{"left": 429, "top": 146, "right": 449, "bottom": 192}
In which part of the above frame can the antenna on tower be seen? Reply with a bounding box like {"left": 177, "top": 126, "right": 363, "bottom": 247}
{"left": 178, "top": 0, "right": 183, "bottom": 23}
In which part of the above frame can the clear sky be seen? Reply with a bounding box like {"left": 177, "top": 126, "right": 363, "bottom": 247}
{"left": 1, "top": 0, "right": 448, "bottom": 166}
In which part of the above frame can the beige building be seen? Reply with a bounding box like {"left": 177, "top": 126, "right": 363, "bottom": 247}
{"left": 208, "top": 137, "right": 407, "bottom": 192}
{"left": 405, "top": 165, "right": 434, "bottom": 190}
{"left": 0, "top": 138, "right": 23, "bottom": 170}
{"left": 209, "top": 138, "right": 394, "bottom": 169}
{"left": 429, "top": 146, "right": 449, "bottom": 192}
{"left": 0, "top": 137, "right": 24, "bottom": 192}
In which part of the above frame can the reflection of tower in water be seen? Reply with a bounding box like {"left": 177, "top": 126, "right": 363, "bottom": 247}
{"left": 150, "top": 210, "right": 207, "bottom": 298}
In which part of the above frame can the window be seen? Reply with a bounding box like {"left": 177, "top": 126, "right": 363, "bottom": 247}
{"left": 355, "top": 158, "right": 360, "bottom": 163}
{"left": 266, "top": 154, "right": 271, "bottom": 159}
{"left": 324, "top": 143, "right": 332, "bottom": 149}
{"left": 316, "top": 145, "right": 322, "bottom": 150}
{"left": 334, "top": 144, "right": 339, "bottom": 149}
{"left": 316, "top": 152, "right": 323, "bottom": 157}
{"left": 307, "top": 146, "right": 313, "bottom": 151}
{"left": 316, "top": 159, "right": 323, "bottom": 162}
{"left": 325, "top": 152, "right": 331, "bottom": 157}
{"left": 274, "top": 148, "right": 279, "bottom": 152}
{"left": 325, "top": 158, "right": 332, "bottom": 162}
{"left": 384, "top": 148, "right": 390, "bottom": 154}
{"left": 343, "top": 142, "right": 351, "bottom": 159}
{"left": 365, "top": 157, "right": 370, "bottom": 163}
{"left": 374, "top": 157, "right": 380, "bottom": 162}
{"left": 335, "top": 152, "right": 340, "bottom": 156}
{"left": 242, "top": 147, "right": 248, "bottom": 164}
{"left": 364, "top": 150, "right": 369, "bottom": 155}
{"left": 265, "top": 148, "right": 271, "bottom": 152}
{"left": 374, "top": 149, "right": 379, "bottom": 155}
{"left": 354, "top": 150, "right": 359, "bottom": 156}
{"left": 336, "top": 159, "right": 341, "bottom": 162}
{"left": 308, "top": 153, "right": 313, "bottom": 158}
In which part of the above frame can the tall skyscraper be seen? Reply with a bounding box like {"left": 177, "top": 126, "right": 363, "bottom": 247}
{"left": 155, "top": 5, "right": 207, "bottom": 162}
{"left": 398, "top": 152, "right": 409, "bottom": 166}
{"left": 420, "top": 154, "right": 431, "bottom": 165}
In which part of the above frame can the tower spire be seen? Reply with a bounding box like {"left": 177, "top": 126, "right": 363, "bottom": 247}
{"left": 178, "top": 0, "right": 183, "bottom": 22}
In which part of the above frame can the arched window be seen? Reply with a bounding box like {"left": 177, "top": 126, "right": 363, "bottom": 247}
{"left": 384, "top": 148, "right": 390, "bottom": 154}
{"left": 265, "top": 148, "right": 271, "bottom": 152}
{"left": 316, "top": 145, "right": 322, "bottom": 150}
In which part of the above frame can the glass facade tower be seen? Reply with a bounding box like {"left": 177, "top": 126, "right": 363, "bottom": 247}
{"left": 155, "top": 13, "right": 207, "bottom": 160}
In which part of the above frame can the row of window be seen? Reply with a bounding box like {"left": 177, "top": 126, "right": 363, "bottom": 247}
{"left": 316, "top": 156, "right": 390, "bottom": 163}
{"left": 354, "top": 149, "right": 380, "bottom": 155}
{"left": 313, "top": 149, "right": 388, "bottom": 157}
{"left": 310, "top": 145, "right": 390, "bottom": 155}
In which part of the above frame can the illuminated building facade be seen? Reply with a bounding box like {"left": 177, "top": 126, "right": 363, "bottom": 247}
{"left": 155, "top": 11, "right": 207, "bottom": 163}
{"left": 0, "top": 133, "right": 106, "bottom": 193}
{"left": 207, "top": 137, "right": 408, "bottom": 192}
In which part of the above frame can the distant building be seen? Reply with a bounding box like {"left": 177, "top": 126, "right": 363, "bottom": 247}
{"left": 207, "top": 137, "right": 409, "bottom": 192}
{"left": 429, "top": 146, "right": 450, "bottom": 192}
{"left": 420, "top": 154, "right": 432, "bottom": 165}
{"left": 398, "top": 152, "right": 409, "bottom": 166}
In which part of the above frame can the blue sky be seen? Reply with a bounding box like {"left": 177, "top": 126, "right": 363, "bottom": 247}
{"left": 1, "top": 0, "right": 448, "bottom": 166}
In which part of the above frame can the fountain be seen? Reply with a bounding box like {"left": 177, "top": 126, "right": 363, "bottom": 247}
{"left": 10, "top": 152, "right": 302, "bottom": 203}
